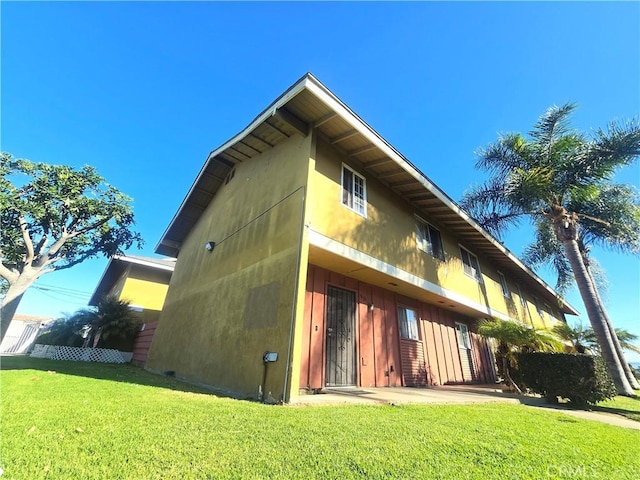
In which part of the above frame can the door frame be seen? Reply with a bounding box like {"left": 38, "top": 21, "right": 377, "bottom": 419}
{"left": 324, "top": 283, "right": 359, "bottom": 387}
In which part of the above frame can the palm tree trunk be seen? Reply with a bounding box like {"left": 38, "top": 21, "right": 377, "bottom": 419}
{"left": 585, "top": 263, "right": 640, "bottom": 390}
{"left": 503, "top": 356, "right": 522, "bottom": 394}
{"left": 560, "top": 237, "right": 636, "bottom": 396}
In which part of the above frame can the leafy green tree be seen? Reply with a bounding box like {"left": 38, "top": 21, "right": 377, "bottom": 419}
{"left": 461, "top": 104, "right": 640, "bottom": 396}
{"left": 478, "top": 318, "right": 563, "bottom": 394}
{"left": 0, "top": 153, "right": 143, "bottom": 341}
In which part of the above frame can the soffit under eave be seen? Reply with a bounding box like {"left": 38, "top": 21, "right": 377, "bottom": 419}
{"left": 291, "top": 99, "right": 576, "bottom": 314}
{"left": 89, "top": 260, "right": 127, "bottom": 306}
{"left": 155, "top": 77, "right": 576, "bottom": 314}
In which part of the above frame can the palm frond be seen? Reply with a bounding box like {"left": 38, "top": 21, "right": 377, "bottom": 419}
{"left": 572, "top": 184, "right": 640, "bottom": 254}
{"left": 460, "top": 179, "right": 526, "bottom": 239}
{"left": 522, "top": 221, "right": 574, "bottom": 295}
{"left": 588, "top": 119, "right": 640, "bottom": 174}
{"left": 505, "top": 166, "right": 555, "bottom": 210}
{"left": 529, "top": 103, "right": 577, "bottom": 147}
{"left": 478, "top": 318, "right": 563, "bottom": 352}
{"left": 475, "top": 133, "right": 530, "bottom": 177}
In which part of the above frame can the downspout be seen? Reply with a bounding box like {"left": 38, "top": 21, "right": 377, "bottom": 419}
{"left": 282, "top": 185, "right": 307, "bottom": 403}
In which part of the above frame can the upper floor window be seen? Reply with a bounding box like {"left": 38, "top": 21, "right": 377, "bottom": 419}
{"left": 498, "top": 271, "right": 510, "bottom": 298}
{"left": 398, "top": 307, "right": 420, "bottom": 341}
{"left": 416, "top": 218, "right": 445, "bottom": 261}
{"left": 341, "top": 164, "right": 366, "bottom": 217}
{"left": 460, "top": 246, "right": 482, "bottom": 282}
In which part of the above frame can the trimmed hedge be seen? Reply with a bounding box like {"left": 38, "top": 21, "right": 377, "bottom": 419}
{"left": 516, "top": 352, "right": 616, "bottom": 406}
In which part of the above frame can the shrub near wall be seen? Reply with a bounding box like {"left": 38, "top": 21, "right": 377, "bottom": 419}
{"left": 516, "top": 352, "right": 617, "bottom": 406}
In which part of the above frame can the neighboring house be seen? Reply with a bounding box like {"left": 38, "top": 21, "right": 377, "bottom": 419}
{"left": 90, "top": 255, "right": 175, "bottom": 365}
{"left": 0, "top": 314, "right": 51, "bottom": 354}
{"left": 147, "top": 73, "right": 578, "bottom": 403}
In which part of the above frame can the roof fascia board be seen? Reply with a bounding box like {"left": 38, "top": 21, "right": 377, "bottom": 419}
{"left": 309, "top": 229, "right": 510, "bottom": 321}
{"left": 89, "top": 256, "right": 117, "bottom": 305}
{"left": 155, "top": 74, "right": 313, "bottom": 254}
{"left": 304, "top": 77, "right": 577, "bottom": 314}
{"left": 112, "top": 255, "right": 175, "bottom": 272}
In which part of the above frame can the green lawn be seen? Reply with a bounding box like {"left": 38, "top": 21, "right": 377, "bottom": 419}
{"left": 595, "top": 395, "right": 640, "bottom": 422}
{"left": 1, "top": 356, "right": 638, "bottom": 480}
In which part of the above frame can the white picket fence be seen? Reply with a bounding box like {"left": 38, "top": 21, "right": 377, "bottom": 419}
{"left": 31, "top": 344, "right": 133, "bottom": 364}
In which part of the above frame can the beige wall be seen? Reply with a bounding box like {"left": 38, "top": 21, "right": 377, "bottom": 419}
{"left": 147, "top": 134, "right": 312, "bottom": 402}
{"left": 308, "top": 138, "right": 563, "bottom": 327}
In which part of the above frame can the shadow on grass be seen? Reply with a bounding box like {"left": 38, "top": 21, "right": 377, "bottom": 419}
{"left": 0, "top": 354, "right": 225, "bottom": 398}
{"left": 593, "top": 395, "right": 640, "bottom": 422}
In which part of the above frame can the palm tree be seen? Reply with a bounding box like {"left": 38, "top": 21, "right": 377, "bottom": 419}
{"left": 461, "top": 104, "right": 640, "bottom": 396}
{"left": 582, "top": 327, "right": 640, "bottom": 356}
{"left": 552, "top": 321, "right": 591, "bottom": 353}
{"left": 80, "top": 296, "right": 141, "bottom": 350}
{"left": 478, "top": 318, "right": 563, "bottom": 394}
{"left": 525, "top": 232, "right": 640, "bottom": 389}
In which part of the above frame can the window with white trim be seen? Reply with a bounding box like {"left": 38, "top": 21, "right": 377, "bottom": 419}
{"left": 341, "top": 164, "right": 366, "bottom": 216}
{"left": 398, "top": 307, "right": 420, "bottom": 341}
{"left": 498, "top": 271, "right": 510, "bottom": 298}
{"left": 460, "top": 246, "right": 482, "bottom": 281}
{"left": 416, "top": 218, "right": 445, "bottom": 261}
{"left": 455, "top": 322, "right": 471, "bottom": 350}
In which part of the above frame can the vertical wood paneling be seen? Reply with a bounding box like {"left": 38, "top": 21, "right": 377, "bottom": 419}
{"left": 444, "top": 314, "right": 464, "bottom": 383}
{"left": 132, "top": 321, "right": 158, "bottom": 366}
{"left": 300, "top": 264, "right": 496, "bottom": 390}
{"left": 308, "top": 266, "right": 327, "bottom": 389}
{"left": 434, "top": 310, "right": 453, "bottom": 383}
{"left": 372, "top": 286, "right": 388, "bottom": 386}
{"left": 358, "top": 283, "right": 375, "bottom": 387}
{"left": 420, "top": 304, "right": 439, "bottom": 385}
{"left": 428, "top": 309, "right": 446, "bottom": 385}
{"left": 300, "top": 266, "right": 314, "bottom": 388}
{"left": 383, "top": 290, "right": 401, "bottom": 386}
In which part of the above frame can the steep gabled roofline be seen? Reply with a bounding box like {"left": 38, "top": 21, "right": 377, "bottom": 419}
{"left": 89, "top": 255, "right": 175, "bottom": 306}
{"left": 155, "top": 73, "right": 579, "bottom": 315}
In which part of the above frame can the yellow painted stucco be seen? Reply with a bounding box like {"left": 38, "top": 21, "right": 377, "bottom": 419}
{"left": 105, "top": 264, "right": 171, "bottom": 324}
{"left": 148, "top": 125, "right": 567, "bottom": 402}
{"left": 147, "top": 134, "right": 312, "bottom": 402}
{"left": 120, "top": 277, "right": 169, "bottom": 312}
{"left": 308, "top": 138, "right": 564, "bottom": 327}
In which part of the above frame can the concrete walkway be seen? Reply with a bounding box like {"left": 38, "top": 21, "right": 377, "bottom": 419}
{"left": 291, "top": 384, "right": 640, "bottom": 430}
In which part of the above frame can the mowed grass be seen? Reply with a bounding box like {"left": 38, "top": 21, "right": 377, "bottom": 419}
{"left": 595, "top": 395, "right": 640, "bottom": 422}
{"left": 1, "top": 357, "right": 639, "bottom": 480}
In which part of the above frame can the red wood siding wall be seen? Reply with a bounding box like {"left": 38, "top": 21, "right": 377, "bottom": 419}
{"left": 300, "top": 265, "right": 496, "bottom": 389}
{"left": 132, "top": 321, "right": 158, "bottom": 366}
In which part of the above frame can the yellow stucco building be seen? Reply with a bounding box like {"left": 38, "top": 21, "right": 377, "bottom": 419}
{"left": 147, "top": 74, "right": 578, "bottom": 402}
{"left": 90, "top": 254, "right": 175, "bottom": 364}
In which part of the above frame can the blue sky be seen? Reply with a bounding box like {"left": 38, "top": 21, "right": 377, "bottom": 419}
{"left": 2, "top": 2, "right": 639, "bottom": 360}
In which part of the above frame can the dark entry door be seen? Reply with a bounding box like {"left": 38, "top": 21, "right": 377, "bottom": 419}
{"left": 325, "top": 286, "right": 357, "bottom": 386}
